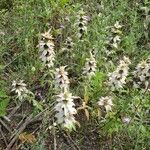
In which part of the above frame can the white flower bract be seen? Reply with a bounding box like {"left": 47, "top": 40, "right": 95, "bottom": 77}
{"left": 108, "top": 56, "right": 131, "bottom": 90}
{"left": 106, "top": 21, "right": 123, "bottom": 54}
{"left": 39, "top": 30, "right": 55, "bottom": 68}
{"left": 11, "top": 80, "right": 29, "bottom": 100}
{"left": 113, "top": 21, "right": 122, "bottom": 29}
{"left": 54, "top": 66, "right": 70, "bottom": 90}
{"left": 133, "top": 58, "right": 150, "bottom": 91}
{"left": 76, "top": 10, "right": 90, "bottom": 39}
{"left": 54, "top": 90, "right": 77, "bottom": 130}
{"left": 122, "top": 116, "right": 131, "bottom": 124}
{"left": 61, "top": 37, "right": 74, "bottom": 52}
{"left": 97, "top": 96, "right": 113, "bottom": 112}
{"left": 83, "top": 52, "right": 97, "bottom": 78}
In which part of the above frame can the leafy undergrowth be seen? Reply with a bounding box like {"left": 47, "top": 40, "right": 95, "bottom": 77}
{"left": 0, "top": 0, "right": 150, "bottom": 150}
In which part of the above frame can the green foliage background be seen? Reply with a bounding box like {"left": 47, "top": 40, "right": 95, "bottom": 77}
{"left": 0, "top": 0, "right": 149, "bottom": 149}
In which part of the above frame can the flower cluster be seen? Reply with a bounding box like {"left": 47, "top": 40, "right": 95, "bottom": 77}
{"left": 39, "top": 30, "right": 55, "bottom": 68}
{"left": 140, "top": 6, "right": 149, "bottom": 30}
{"left": 61, "top": 37, "right": 74, "bottom": 52}
{"left": 108, "top": 56, "right": 131, "bottom": 90}
{"left": 54, "top": 66, "right": 78, "bottom": 130}
{"left": 11, "top": 80, "right": 29, "bottom": 100}
{"left": 110, "top": 21, "right": 122, "bottom": 49}
{"left": 83, "top": 51, "right": 97, "bottom": 78}
{"left": 39, "top": 30, "right": 78, "bottom": 130}
{"left": 122, "top": 116, "right": 131, "bottom": 124}
{"left": 97, "top": 96, "right": 113, "bottom": 112}
{"left": 54, "top": 66, "right": 70, "bottom": 90}
{"left": 105, "top": 21, "right": 122, "bottom": 56}
{"left": 76, "top": 10, "right": 90, "bottom": 40}
{"left": 133, "top": 58, "right": 150, "bottom": 91}
{"left": 54, "top": 89, "right": 77, "bottom": 130}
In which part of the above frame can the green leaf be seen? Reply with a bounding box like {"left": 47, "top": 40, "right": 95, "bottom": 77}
{"left": 0, "top": 90, "right": 9, "bottom": 117}
{"left": 90, "top": 72, "right": 107, "bottom": 100}
{"left": 60, "top": 0, "right": 69, "bottom": 6}
{"left": 32, "top": 100, "right": 43, "bottom": 111}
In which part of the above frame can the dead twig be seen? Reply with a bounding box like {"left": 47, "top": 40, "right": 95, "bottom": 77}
{"left": 0, "top": 125, "right": 8, "bottom": 146}
{"left": 61, "top": 131, "right": 76, "bottom": 150}
{"left": 2, "top": 116, "right": 11, "bottom": 122}
{"left": 5, "top": 114, "right": 33, "bottom": 150}
{"left": 61, "top": 130, "right": 80, "bottom": 150}
{"left": 0, "top": 119, "right": 12, "bottom": 133}
{"left": 7, "top": 104, "right": 21, "bottom": 119}
{"left": 6, "top": 106, "right": 52, "bottom": 150}
{"left": 10, "top": 115, "right": 26, "bottom": 140}
{"left": 66, "top": 132, "right": 81, "bottom": 150}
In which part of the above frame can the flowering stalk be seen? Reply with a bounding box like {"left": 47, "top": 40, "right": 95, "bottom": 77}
{"left": 61, "top": 37, "right": 74, "bottom": 52}
{"left": 105, "top": 21, "right": 122, "bottom": 57}
{"left": 39, "top": 30, "right": 55, "bottom": 68}
{"left": 83, "top": 51, "right": 97, "bottom": 78}
{"left": 108, "top": 56, "right": 131, "bottom": 90}
{"left": 11, "top": 80, "right": 29, "bottom": 100}
{"left": 133, "top": 58, "right": 150, "bottom": 91}
{"left": 80, "top": 51, "right": 97, "bottom": 119}
{"left": 54, "top": 66, "right": 70, "bottom": 90}
{"left": 75, "top": 10, "right": 90, "bottom": 40}
{"left": 11, "top": 80, "right": 43, "bottom": 110}
{"left": 140, "top": 6, "right": 149, "bottom": 30}
{"left": 110, "top": 21, "right": 122, "bottom": 49}
{"left": 54, "top": 89, "right": 78, "bottom": 130}
{"left": 97, "top": 96, "right": 113, "bottom": 112}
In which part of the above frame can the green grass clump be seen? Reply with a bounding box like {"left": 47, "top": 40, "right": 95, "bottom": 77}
{"left": 0, "top": 0, "right": 149, "bottom": 149}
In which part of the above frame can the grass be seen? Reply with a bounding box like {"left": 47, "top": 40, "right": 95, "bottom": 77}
{"left": 0, "top": 0, "right": 150, "bottom": 149}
